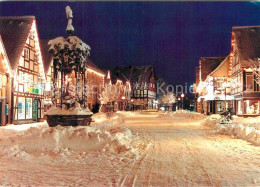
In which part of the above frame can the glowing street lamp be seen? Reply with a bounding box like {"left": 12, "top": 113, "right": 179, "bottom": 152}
{"left": 181, "top": 93, "right": 184, "bottom": 110}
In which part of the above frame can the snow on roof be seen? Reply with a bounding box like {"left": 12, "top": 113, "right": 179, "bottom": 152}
{"left": 232, "top": 25, "right": 260, "bottom": 67}
{"left": 86, "top": 58, "right": 105, "bottom": 75}
{"left": 209, "top": 55, "right": 230, "bottom": 77}
{"left": 200, "top": 57, "right": 225, "bottom": 81}
{"left": 0, "top": 16, "right": 35, "bottom": 70}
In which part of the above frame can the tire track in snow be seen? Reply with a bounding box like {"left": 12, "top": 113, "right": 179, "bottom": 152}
{"left": 119, "top": 126, "right": 155, "bottom": 187}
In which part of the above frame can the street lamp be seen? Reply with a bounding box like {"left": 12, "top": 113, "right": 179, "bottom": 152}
{"left": 181, "top": 93, "right": 185, "bottom": 110}
{"left": 122, "top": 96, "right": 126, "bottom": 111}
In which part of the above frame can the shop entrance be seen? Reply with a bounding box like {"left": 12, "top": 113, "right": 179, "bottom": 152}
{"left": 33, "top": 99, "right": 41, "bottom": 122}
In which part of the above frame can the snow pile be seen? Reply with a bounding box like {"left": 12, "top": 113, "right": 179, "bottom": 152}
{"left": 218, "top": 124, "right": 260, "bottom": 146}
{"left": 201, "top": 114, "right": 221, "bottom": 128}
{"left": 0, "top": 119, "right": 140, "bottom": 158}
{"left": 203, "top": 115, "right": 260, "bottom": 146}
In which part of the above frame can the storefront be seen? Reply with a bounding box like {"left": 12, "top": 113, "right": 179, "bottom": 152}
{"left": 14, "top": 95, "right": 44, "bottom": 123}
{"left": 204, "top": 94, "right": 233, "bottom": 115}
{"left": 234, "top": 99, "right": 260, "bottom": 115}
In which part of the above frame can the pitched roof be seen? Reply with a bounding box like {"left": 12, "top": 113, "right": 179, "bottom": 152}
{"left": 210, "top": 55, "right": 230, "bottom": 77}
{"left": 0, "top": 16, "right": 35, "bottom": 70}
{"left": 233, "top": 25, "right": 260, "bottom": 67}
{"left": 111, "top": 65, "right": 154, "bottom": 85}
{"left": 86, "top": 58, "right": 105, "bottom": 75}
{"left": 200, "top": 57, "right": 225, "bottom": 81}
{"left": 40, "top": 40, "right": 53, "bottom": 75}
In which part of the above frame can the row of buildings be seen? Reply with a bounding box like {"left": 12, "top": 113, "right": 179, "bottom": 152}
{"left": 0, "top": 16, "right": 159, "bottom": 126}
{"left": 194, "top": 25, "right": 260, "bottom": 116}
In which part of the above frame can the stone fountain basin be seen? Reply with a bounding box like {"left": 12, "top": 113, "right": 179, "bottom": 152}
{"left": 46, "top": 114, "right": 93, "bottom": 127}
{"left": 45, "top": 106, "right": 93, "bottom": 127}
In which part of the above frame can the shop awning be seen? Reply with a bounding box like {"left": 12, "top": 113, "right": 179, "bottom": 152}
{"left": 204, "top": 94, "right": 234, "bottom": 101}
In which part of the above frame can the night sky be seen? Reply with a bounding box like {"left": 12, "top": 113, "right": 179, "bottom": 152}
{"left": 1, "top": 1, "right": 260, "bottom": 87}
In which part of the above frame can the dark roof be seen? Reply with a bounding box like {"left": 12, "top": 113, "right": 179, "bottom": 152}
{"left": 111, "top": 65, "right": 154, "bottom": 85}
{"left": 0, "top": 16, "right": 35, "bottom": 70}
{"left": 86, "top": 58, "right": 105, "bottom": 75}
{"left": 232, "top": 25, "right": 260, "bottom": 67}
{"left": 40, "top": 40, "right": 53, "bottom": 75}
{"left": 200, "top": 57, "right": 225, "bottom": 81}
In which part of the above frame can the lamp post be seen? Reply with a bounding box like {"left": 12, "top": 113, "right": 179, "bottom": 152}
{"left": 181, "top": 93, "right": 185, "bottom": 110}
{"left": 122, "top": 96, "right": 126, "bottom": 111}
{"left": 178, "top": 97, "right": 181, "bottom": 110}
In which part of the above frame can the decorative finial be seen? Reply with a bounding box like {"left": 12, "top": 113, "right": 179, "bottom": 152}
{"left": 65, "top": 6, "right": 74, "bottom": 36}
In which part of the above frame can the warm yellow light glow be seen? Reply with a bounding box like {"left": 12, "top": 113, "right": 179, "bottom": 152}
{"left": 87, "top": 68, "right": 105, "bottom": 77}
{"left": 31, "top": 20, "right": 46, "bottom": 83}
{"left": 0, "top": 36, "right": 13, "bottom": 77}
{"left": 116, "top": 79, "right": 122, "bottom": 84}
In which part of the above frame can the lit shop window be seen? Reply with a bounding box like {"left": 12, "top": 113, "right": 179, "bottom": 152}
{"left": 26, "top": 98, "right": 32, "bottom": 119}
{"left": 18, "top": 97, "right": 25, "bottom": 119}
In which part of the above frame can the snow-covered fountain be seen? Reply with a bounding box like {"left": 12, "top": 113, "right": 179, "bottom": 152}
{"left": 46, "top": 6, "right": 93, "bottom": 127}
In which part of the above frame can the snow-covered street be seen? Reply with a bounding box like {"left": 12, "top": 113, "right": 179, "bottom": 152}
{"left": 0, "top": 111, "right": 260, "bottom": 186}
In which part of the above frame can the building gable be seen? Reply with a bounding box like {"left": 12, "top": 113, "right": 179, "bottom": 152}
{"left": 0, "top": 16, "right": 34, "bottom": 71}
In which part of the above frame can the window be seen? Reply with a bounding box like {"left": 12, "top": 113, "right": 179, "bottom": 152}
{"left": 18, "top": 97, "right": 25, "bottom": 119}
{"left": 26, "top": 98, "right": 32, "bottom": 119}
{"left": 24, "top": 48, "right": 29, "bottom": 60}
{"left": 137, "top": 90, "right": 140, "bottom": 97}
{"left": 246, "top": 75, "right": 253, "bottom": 91}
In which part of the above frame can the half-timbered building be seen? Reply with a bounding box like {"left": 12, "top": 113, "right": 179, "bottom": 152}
{"left": 194, "top": 57, "right": 226, "bottom": 114}
{"left": 230, "top": 26, "right": 260, "bottom": 115}
{"left": 0, "top": 16, "right": 46, "bottom": 124}
{"left": 112, "top": 65, "right": 157, "bottom": 110}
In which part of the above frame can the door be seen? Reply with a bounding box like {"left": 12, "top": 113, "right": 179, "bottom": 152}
{"left": 33, "top": 99, "right": 38, "bottom": 122}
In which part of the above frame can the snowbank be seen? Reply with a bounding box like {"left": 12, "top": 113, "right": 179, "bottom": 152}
{"left": 203, "top": 115, "right": 260, "bottom": 146}
{"left": 0, "top": 125, "right": 137, "bottom": 158}
{"left": 0, "top": 113, "right": 143, "bottom": 159}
